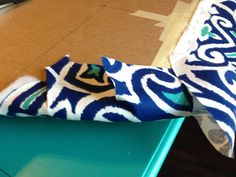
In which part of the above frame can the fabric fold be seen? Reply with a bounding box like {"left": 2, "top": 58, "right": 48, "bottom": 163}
{"left": 170, "top": 0, "right": 236, "bottom": 157}
{"left": 0, "top": 55, "right": 234, "bottom": 157}
{"left": 0, "top": 0, "right": 235, "bottom": 158}
{"left": 0, "top": 56, "right": 192, "bottom": 122}
{"left": 101, "top": 56, "right": 193, "bottom": 119}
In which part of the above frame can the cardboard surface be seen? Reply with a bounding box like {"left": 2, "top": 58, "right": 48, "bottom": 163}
{"left": 0, "top": 0, "right": 196, "bottom": 90}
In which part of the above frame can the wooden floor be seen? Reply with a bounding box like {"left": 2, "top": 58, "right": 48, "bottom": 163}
{"left": 159, "top": 118, "right": 236, "bottom": 177}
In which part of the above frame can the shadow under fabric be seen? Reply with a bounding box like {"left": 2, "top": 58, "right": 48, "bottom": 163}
{"left": 0, "top": 0, "right": 235, "bottom": 158}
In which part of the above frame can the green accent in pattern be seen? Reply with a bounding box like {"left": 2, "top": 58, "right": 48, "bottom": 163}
{"left": 201, "top": 26, "right": 216, "bottom": 38}
{"left": 225, "top": 52, "right": 236, "bottom": 58}
{"left": 231, "top": 31, "right": 236, "bottom": 38}
{"left": 163, "top": 91, "right": 190, "bottom": 106}
{"left": 87, "top": 64, "right": 101, "bottom": 77}
{"left": 21, "top": 87, "right": 47, "bottom": 110}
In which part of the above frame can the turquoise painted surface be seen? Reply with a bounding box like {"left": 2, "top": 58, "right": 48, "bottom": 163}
{"left": 0, "top": 116, "right": 184, "bottom": 177}
{"left": 0, "top": 170, "right": 8, "bottom": 177}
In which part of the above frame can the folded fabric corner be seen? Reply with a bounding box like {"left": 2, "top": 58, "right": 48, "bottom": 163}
{"left": 170, "top": 0, "right": 236, "bottom": 157}
{"left": 0, "top": 0, "right": 235, "bottom": 159}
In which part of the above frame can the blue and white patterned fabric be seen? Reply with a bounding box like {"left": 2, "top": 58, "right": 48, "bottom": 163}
{"left": 0, "top": 0, "right": 235, "bottom": 157}
{"left": 170, "top": 0, "right": 236, "bottom": 157}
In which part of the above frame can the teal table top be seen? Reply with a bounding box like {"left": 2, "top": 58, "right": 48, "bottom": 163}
{"left": 0, "top": 116, "right": 184, "bottom": 177}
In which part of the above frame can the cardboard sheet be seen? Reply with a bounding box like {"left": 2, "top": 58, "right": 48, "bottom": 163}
{"left": 0, "top": 0, "right": 195, "bottom": 90}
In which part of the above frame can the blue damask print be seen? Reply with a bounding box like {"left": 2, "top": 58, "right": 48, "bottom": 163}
{"left": 0, "top": 0, "right": 235, "bottom": 158}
